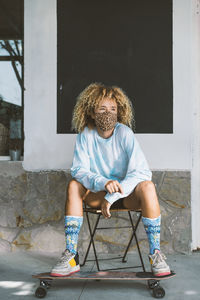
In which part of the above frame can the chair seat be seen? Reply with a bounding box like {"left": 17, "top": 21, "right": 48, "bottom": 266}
{"left": 83, "top": 207, "right": 141, "bottom": 213}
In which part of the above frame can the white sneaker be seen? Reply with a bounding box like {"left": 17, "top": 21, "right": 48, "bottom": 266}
{"left": 50, "top": 250, "right": 80, "bottom": 277}
{"left": 149, "top": 250, "right": 171, "bottom": 276}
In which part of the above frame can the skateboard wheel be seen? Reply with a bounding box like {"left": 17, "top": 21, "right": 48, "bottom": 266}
{"left": 152, "top": 286, "right": 165, "bottom": 298}
{"left": 35, "top": 286, "right": 47, "bottom": 298}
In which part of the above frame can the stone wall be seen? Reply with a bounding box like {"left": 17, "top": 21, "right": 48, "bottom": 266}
{"left": 0, "top": 162, "right": 191, "bottom": 256}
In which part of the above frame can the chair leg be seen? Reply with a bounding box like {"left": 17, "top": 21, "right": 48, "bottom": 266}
{"left": 81, "top": 212, "right": 101, "bottom": 271}
{"left": 122, "top": 211, "right": 146, "bottom": 272}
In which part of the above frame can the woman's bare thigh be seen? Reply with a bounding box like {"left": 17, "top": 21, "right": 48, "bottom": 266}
{"left": 83, "top": 190, "right": 107, "bottom": 208}
{"left": 83, "top": 188, "right": 141, "bottom": 210}
{"left": 122, "top": 189, "right": 141, "bottom": 210}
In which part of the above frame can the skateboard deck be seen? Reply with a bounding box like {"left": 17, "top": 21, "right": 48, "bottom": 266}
{"left": 33, "top": 271, "right": 176, "bottom": 298}
{"left": 33, "top": 270, "right": 175, "bottom": 281}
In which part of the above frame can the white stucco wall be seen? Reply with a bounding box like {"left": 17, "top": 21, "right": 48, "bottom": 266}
{"left": 23, "top": 0, "right": 200, "bottom": 250}
{"left": 191, "top": 0, "right": 200, "bottom": 250}
{"left": 23, "top": 0, "right": 195, "bottom": 171}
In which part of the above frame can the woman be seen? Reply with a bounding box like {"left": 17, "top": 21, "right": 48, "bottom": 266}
{"left": 51, "top": 83, "right": 171, "bottom": 277}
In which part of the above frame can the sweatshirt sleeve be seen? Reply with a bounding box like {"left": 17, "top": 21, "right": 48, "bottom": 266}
{"left": 70, "top": 132, "right": 109, "bottom": 192}
{"left": 104, "top": 128, "right": 152, "bottom": 205}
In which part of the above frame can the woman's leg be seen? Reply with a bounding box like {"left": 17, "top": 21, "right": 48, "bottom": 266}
{"left": 63, "top": 179, "right": 89, "bottom": 255}
{"left": 64, "top": 180, "right": 111, "bottom": 255}
{"left": 51, "top": 179, "right": 90, "bottom": 276}
{"left": 122, "top": 180, "right": 170, "bottom": 275}
{"left": 122, "top": 180, "right": 160, "bottom": 218}
{"left": 65, "top": 179, "right": 88, "bottom": 216}
{"left": 123, "top": 180, "right": 161, "bottom": 254}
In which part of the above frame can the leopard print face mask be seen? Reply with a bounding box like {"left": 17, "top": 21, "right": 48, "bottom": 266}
{"left": 94, "top": 111, "right": 117, "bottom": 131}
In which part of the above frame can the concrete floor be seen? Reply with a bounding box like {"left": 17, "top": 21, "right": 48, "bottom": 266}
{"left": 0, "top": 251, "right": 199, "bottom": 300}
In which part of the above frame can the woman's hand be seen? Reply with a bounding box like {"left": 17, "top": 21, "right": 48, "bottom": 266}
{"left": 101, "top": 199, "right": 112, "bottom": 218}
{"left": 105, "top": 180, "right": 124, "bottom": 194}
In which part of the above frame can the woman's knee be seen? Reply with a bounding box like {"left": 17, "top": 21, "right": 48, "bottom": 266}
{"left": 67, "top": 179, "right": 87, "bottom": 199}
{"left": 135, "top": 180, "right": 156, "bottom": 195}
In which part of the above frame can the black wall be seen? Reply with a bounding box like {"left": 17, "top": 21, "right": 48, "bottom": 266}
{"left": 57, "top": 0, "right": 173, "bottom": 133}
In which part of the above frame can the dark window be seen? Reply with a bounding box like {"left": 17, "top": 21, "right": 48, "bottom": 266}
{"left": 57, "top": 0, "right": 173, "bottom": 134}
{"left": 0, "top": 0, "right": 24, "bottom": 157}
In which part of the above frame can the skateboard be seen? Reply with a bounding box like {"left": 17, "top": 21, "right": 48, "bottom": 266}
{"left": 32, "top": 270, "right": 176, "bottom": 298}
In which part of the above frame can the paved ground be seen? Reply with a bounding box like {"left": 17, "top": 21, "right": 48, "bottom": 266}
{"left": 0, "top": 251, "right": 199, "bottom": 300}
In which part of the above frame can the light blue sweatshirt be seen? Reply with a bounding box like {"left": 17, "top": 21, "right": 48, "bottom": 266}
{"left": 70, "top": 122, "right": 152, "bottom": 205}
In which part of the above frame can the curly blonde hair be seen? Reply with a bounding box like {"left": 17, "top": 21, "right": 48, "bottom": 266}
{"left": 71, "top": 82, "right": 135, "bottom": 133}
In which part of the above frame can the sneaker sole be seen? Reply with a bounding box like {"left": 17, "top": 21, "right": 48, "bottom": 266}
{"left": 50, "top": 267, "right": 80, "bottom": 277}
{"left": 153, "top": 271, "right": 171, "bottom": 277}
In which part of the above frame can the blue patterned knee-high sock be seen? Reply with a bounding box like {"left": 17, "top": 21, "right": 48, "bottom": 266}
{"left": 142, "top": 215, "right": 161, "bottom": 255}
{"left": 64, "top": 216, "right": 83, "bottom": 255}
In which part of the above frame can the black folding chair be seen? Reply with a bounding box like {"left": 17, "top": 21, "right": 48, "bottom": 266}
{"left": 81, "top": 202, "right": 146, "bottom": 272}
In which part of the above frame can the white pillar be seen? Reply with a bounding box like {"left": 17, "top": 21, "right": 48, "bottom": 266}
{"left": 191, "top": 0, "right": 200, "bottom": 250}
